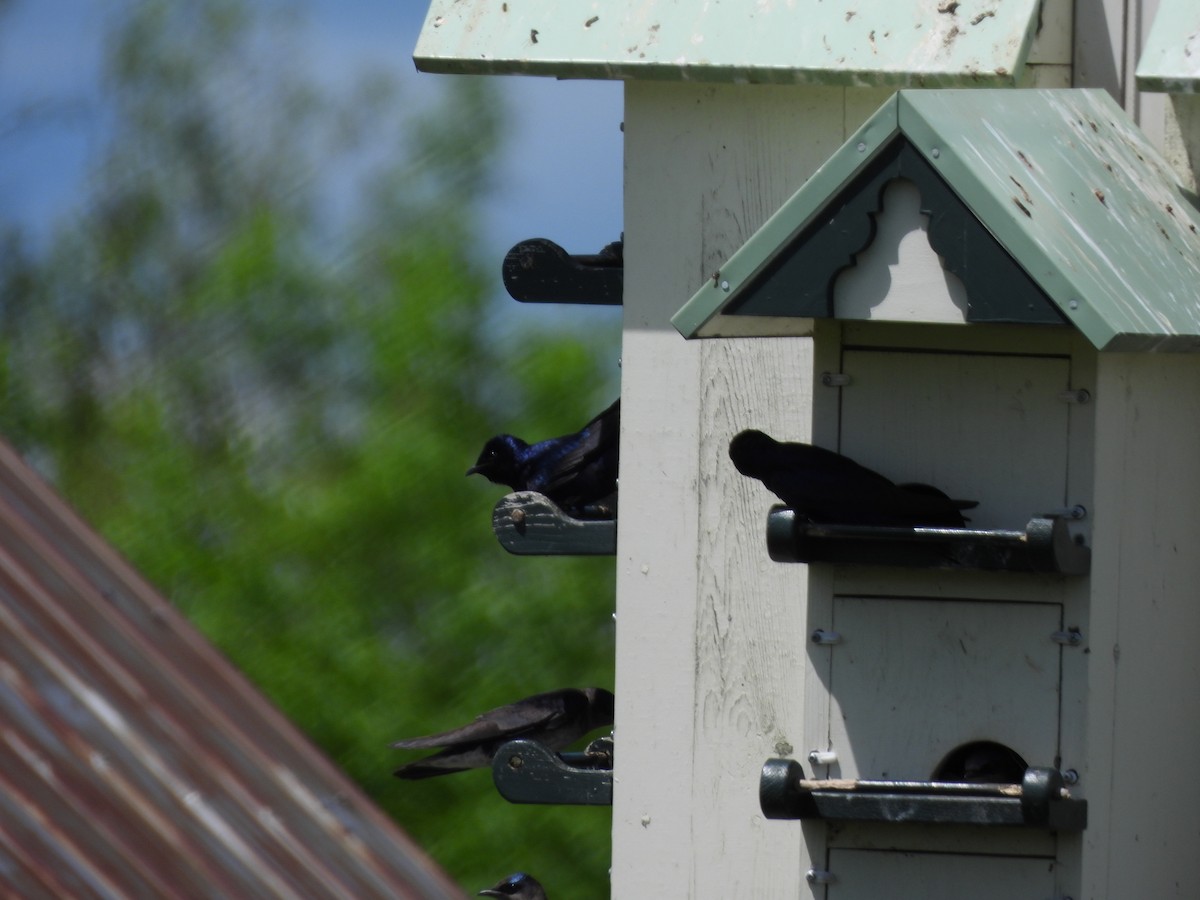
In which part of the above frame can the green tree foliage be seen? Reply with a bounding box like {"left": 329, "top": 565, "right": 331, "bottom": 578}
{"left": 0, "top": 1, "right": 618, "bottom": 895}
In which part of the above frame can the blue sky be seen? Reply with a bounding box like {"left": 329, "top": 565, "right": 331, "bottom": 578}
{"left": 0, "top": 0, "right": 625, "bottom": 295}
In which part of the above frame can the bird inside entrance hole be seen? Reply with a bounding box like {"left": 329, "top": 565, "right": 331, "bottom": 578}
{"left": 933, "top": 740, "right": 1028, "bottom": 784}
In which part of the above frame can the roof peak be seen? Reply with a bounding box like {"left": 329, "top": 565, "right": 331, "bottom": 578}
{"left": 674, "top": 89, "right": 1200, "bottom": 352}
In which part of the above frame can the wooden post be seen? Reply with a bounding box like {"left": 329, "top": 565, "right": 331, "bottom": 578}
{"left": 615, "top": 83, "right": 890, "bottom": 899}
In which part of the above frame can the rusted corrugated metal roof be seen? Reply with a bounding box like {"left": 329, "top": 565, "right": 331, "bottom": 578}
{"left": 0, "top": 438, "right": 462, "bottom": 899}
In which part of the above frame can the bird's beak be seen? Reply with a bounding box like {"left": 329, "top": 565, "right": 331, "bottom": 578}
{"left": 466, "top": 465, "right": 481, "bottom": 476}
{"left": 477, "top": 892, "right": 504, "bottom": 898}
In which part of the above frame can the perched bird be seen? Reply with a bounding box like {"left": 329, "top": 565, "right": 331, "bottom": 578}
{"left": 728, "top": 429, "right": 977, "bottom": 527}
{"left": 933, "top": 740, "right": 1028, "bottom": 784}
{"left": 392, "top": 687, "right": 615, "bottom": 780}
{"left": 479, "top": 872, "right": 548, "bottom": 900}
{"left": 467, "top": 399, "right": 619, "bottom": 518}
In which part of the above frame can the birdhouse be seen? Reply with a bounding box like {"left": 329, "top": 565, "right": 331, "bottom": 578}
{"left": 674, "top": 85, "right": 1200, "bottom": 898}
{"left": 415, "top": 0, "right": 1200, "bottom": 897}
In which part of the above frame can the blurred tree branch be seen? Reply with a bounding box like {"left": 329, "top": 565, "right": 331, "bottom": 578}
{"left": 0, "top": 1, "right": 618, "bottom": 896}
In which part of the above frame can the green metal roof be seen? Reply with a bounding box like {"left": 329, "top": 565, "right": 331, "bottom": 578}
{"left": 1136, "top": 0, "right": 1200, "bottom": 93}
{"left": 672, "top": 89, "right": 1200, "bottom": 352}
{"left": 414, "top": 0, "right": 1041, "bottom": 88}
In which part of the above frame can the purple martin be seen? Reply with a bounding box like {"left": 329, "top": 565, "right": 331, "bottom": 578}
{"left": 479, "top": 873, "right": 548, "bottom": 900}
{"left": 467, "top": 399, "right": 619, "bottom": 519}
{"left": 933, "top": 740, "right": 1028, "bottom": 784}
{"left": 391, "top": 687, "right": 615, "bottom": 780}
{"left": 728, "top": 429, "right": 977, "bottom": 527}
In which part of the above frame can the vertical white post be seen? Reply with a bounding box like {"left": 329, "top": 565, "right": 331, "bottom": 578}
{"left": 615, "top": 82, "right": 883, "bottom": 899}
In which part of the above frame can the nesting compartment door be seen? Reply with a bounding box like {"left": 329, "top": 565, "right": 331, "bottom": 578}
{"left": 838, "top": 350, "right": 1073, "bottom": 530}
{"left": 822, "top": 346, "right": 1074, "bottom": 778}
{"left": 827, "top": 849, "right": 1058, "bottom": 898}
{"left": 825, "top": 596, "right": 1062, "bottom": 780}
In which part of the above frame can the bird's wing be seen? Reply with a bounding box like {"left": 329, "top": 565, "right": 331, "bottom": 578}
{"left": 730, "top": 432, "right": 894, "bottom": 488}
{"left": 754, "top": 444, "right": 898, "bottom": 513}
{"left": 573, "top": 398, "right": 619, "bottom": 432}
{"left": 898, "top": 483, "right": 978, "bottom": 511}
{"left": 533, "top": 400, "right": 620, "bottom": 497}
{"left": 390, "top": 689, "right": 573, "bottom": 750}
{"left": 785, "top": 443, "right": 898, "bottom": 487}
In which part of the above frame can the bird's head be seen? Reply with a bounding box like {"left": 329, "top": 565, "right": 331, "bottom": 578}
{"left": 466, "top": 435, "right": 527, "bottom": 487}
{"left": 727, "top": 429, "right": 778, "bottom": 477}
{"left": 478, "top": 872, "right": 547, "bottom": 900}
{"left": 585, "top": 687, "right": 616, "bottom": 731}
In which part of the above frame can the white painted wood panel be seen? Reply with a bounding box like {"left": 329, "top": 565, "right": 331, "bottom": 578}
{"left": 617, "top": 82, "right": 850, "bottom": 900}
{"left": 802, "top": 321, "right": 1094, "bottom": 894}
{"left": 825, "top": 596, "right": 1062, "bottom": 781}
{"left": 1129, "top": 0, "right": 1167, "bottom": 148}
{"left": 615, "top": 83, "right": 706, "bottom": 900}
{"left": 827, "top": 821, "right": 1057, "bottom": 856}
{"left": 1073, "top": 0, "right": 1128, "bottom": 97}
{"left": 837, "top": 350, "right": 1073, "bottom": 531}
{"left": 694, "top": 338, "right": 811, "bottom": 900}
{"left": 1028, "top": 0, "right": 1075, "bottom": 65}
{"left": 1020, "top": 62, "right": 1073, "bottom": 87}
{"left": 1083, "top": 351, "right": 1200, "bottom": 899}
{"left": 613, "top": 28, "right": 1186, "bottom": 890}
{"left": 827, "top": 848, "right": 1059, "bottom": 898}
{"left": 833, "top": 179, "right": 970, "bottom": 326}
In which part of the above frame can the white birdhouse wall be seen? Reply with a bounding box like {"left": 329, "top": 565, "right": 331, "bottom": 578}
{"left": 785, "top": 319, "right": 1097, "bottom": 895}
{"left": 608, "top": 3, "right": 1200, "bottom": 898}
{"left": 833, "top": 341, "right": 1075, "bottom": 530}
{"left": 616, "top": 82, "right": 894, "bottom": 899}
{"left": 1082, "top": 351, "right": 1200, "bottom": 898}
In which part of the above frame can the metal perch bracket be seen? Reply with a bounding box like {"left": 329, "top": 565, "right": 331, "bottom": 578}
{"left": 492, "top": 737, "right": 614, "bottom": 806}
{"left": 765, "top": 508, "right": 1090, "bottom": 574}
{"left": 502, "top": 238, "right": 623, "bottom": 305}
{"left": 492, "top": 492, "right": 616, "bottom": 556}
{"left": 760, "top": 758, "right": 1087, "bottom": 830}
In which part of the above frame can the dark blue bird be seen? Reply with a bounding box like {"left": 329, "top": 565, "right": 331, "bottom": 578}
{"left": 479, "top": 873, "right": 548, "bottom": 900}
{"left": 467, "top": 399, "right": 619, "bottom": 519}
{"left": 391, "top": 687, "right": 614, "bottom": 780}
{"left": 729, "top": 429, "right": 976, "bottom": 527}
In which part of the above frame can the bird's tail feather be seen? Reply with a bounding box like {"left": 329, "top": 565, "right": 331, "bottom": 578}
{"left": 390, "top": 735, "right": 458, "bottom": 750}
{"left": 898, "top": 482, "right": 978, "bottom": 510}
{"left": 392, "top": 760, "right": 473, "bottom": 780}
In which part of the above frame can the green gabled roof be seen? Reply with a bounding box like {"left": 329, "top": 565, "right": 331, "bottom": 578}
{"left": 673, "top": 89, "right": 1200, "bottom": 352}
{"left": 1136, "top": 0, "right": 1200, "bottom": 93}
{"left": 414, "top": 0, "right": 1041, "bottom": 88}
